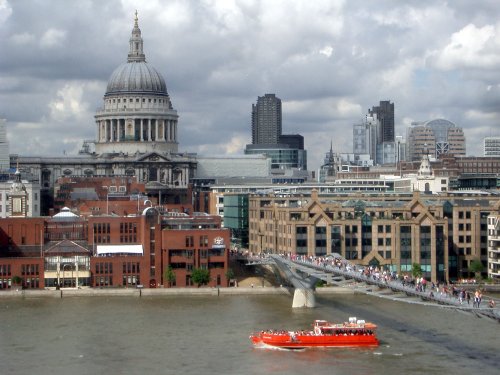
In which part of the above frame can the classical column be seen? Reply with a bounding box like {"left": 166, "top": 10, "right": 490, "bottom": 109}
{"left": 140, "top": 119, "right": 144, "bottom": 141}
{"left": 98, "top": 121, "right": 102, "bottom": 141}
{"left": 158, "top": 120, "right": 163, "bottom": 141}
{"left": 112, "top": 119, "right": 116, "bottom": 142}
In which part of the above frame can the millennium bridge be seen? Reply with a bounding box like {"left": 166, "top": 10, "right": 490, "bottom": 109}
{"left": 244, "top": 253, "right": 500, "bottom": 322}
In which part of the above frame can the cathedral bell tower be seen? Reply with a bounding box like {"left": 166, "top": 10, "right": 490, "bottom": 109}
{"left": 9, "top": 169, "right": 28, "bottom": 217}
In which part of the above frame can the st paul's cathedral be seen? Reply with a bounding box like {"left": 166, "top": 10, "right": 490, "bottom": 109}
{"left": 13, "top": 13, "right": 197, "bottom": 212}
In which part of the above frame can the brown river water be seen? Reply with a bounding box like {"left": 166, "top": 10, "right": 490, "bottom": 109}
{"left": 0, "top": 293, "right": 498, "bottom": 375}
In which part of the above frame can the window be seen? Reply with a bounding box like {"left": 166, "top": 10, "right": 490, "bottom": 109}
{"left": 296, "top": 227, "right": 307, "bottom": 235}
{"left": 94, "top": 223, "right": 111, "bottom": 243}
{"left": 199, "top": 235, "right": 208, "bottom": 247}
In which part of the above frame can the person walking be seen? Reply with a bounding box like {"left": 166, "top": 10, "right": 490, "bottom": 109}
{"left": 474, "top": 290, "right": 480, "bottom": 308}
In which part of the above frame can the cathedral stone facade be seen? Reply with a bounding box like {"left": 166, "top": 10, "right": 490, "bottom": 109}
{"left": 14, "top": 13, "right": 197, "bottom": 213}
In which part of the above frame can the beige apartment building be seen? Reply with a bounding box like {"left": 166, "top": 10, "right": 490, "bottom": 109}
{"left": 248, "top": 190, "right": 499, "bottom": 283}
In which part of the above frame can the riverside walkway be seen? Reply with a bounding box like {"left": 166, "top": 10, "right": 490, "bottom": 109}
{"left": 251, "top": 254, "right": 500, "bottom": 321}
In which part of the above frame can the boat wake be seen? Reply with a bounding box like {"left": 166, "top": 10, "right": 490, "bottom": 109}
{"left": 253, "top": 342, "right": 305, "bottom": 352}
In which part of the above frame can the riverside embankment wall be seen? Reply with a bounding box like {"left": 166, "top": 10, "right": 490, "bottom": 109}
{"left": 0, "top": 286, "right": 353, "bottom": 299}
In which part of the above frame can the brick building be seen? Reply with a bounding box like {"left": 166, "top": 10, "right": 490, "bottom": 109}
{"left": 0, "top": 208, "right": 229, "bottom": 290}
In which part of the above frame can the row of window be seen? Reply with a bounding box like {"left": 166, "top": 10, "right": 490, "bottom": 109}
{"left": 0, "top": 264, "right": 11, "bottom": 276}
{"left": 93, "top": 275, "right": 141, "bottom": 287}
{"left": 184, "top": 235, "right": 214, "bottom": 248}
{"left": 95, "top": 262, "right": 113, "bottom": 274}
{"left": 0, "top": 277, "right": 41, "bottom": 289}
{"left": 123, "top": 262, "right": 140, "bottom": 274}
{"left": 21, "top": 264, "right": 40, "bottom": 276}
{"left": 108, "top": 97, "right": 166, "bottom": 104}
{"left": 170, "top": 249, "right": 225, "bottom": 259}
{"left": 94, "top": 262, "right": 141, "bottom": 275}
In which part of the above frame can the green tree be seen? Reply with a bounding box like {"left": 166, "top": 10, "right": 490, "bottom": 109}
{"left": 225, "top": 268, "right": 235, "bottom": 284}
{"left": 163, "top": 266, "right": 176, "bottom": 287}
{"left": 191, "top": 268, "right": 210, "bottom": 287}
{"left": 11, "top": 275, "right": 23, "bottom": 286}
{"left": 411, "top": 263, "right": 423, "bottom": 279}
{"left": 469, "top": 259, "right": 484, "bottom": 280}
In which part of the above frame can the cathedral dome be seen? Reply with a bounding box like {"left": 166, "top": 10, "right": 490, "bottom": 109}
{"left": 105, "top": 62, "right": 167, "bottom": 96}
{"left": 104, "top": 11, "right": 168, "bottom": 97}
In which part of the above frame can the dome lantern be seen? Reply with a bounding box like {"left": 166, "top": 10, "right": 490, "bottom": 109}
{"left": 128, "top": 10, "right": 146, "bottom": 63}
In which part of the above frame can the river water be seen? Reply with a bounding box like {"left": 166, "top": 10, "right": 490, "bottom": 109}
{"left": 0, "top": 293, "right": 498, "bottom": 375}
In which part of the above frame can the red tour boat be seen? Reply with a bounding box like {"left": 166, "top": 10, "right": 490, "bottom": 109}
{"left": 250, "top": 318, "right": 379, "bottom": 349}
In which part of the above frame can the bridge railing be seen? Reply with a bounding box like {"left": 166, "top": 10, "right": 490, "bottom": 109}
{"left": 281, "top": 256, "right": 499, "bottom": 316}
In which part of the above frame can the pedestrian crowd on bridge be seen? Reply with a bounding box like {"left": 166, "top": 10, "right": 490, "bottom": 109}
{"left": 281, "top": 253, "right": 495, "bottom": 310}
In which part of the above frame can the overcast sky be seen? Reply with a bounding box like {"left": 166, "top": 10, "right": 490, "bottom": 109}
{"left": 1, "top": 0, "right": 499, "bottom": 171}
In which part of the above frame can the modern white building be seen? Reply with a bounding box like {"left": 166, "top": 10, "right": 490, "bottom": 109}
{"left": 484, "top": 136, "right": 500, "bottom": 156}
{"left": 487, "top": 213, "right": 500, "bottom": 282}
{"left": 195, "top": 155, "right": 271, "bottom": 179}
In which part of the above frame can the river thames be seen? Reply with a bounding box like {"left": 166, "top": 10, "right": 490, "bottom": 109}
{"left": 0, "top": 293, "right": 498, "bottom": 375}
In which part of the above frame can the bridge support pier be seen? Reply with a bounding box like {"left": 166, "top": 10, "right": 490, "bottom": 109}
{"left": 292, "top": 288, "right": 315, "bottom": 308}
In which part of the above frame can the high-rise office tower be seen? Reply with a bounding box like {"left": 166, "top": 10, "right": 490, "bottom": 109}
{"left": 0, "top": 119, "right": 9, "bottom": 170}
{"left": 251, "top": 94, "right": 282, "bottom": 145}
{"left": 369, "top": 100, "right": 394, "bottom": 143}
{"left": 406, "top": 119, "right": 466, "bottom": 161}
{"left": 353, "top": 113, "right": 378, "bottom": 163}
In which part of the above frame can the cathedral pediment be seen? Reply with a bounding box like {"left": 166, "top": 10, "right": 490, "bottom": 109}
{"left": 137, "top": 152, "right": 171, "bottom": 162}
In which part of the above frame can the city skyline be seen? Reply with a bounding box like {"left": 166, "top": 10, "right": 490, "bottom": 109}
{"left": 1, "top": 0, "right": 499, "bottom": 171}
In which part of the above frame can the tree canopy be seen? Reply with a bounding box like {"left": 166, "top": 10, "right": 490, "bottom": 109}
{"left": 191, "top": 268, "right": 210, "bottom": 287}
{"left": 411, "top": 263, "right": 423, "bottom": 279}
{"left": 163, "top": 266, "right": 176, "bottom": 287}
{"left": 469, "top": 259, "right": 484, "bottom": 273}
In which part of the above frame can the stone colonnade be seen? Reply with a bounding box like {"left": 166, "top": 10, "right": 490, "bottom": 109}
{"left": 97, "top": 118, "right": 177, "bottom": 143}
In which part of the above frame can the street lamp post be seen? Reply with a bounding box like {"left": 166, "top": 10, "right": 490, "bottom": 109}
{"left": 75, "top": 261, "right": 79, "bottom": 288}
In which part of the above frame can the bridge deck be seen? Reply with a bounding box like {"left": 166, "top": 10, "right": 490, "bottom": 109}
{"left": 254, "top": 254, "right": 500, "bottom": 321}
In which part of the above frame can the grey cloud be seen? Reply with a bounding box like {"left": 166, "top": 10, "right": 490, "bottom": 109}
{"left": 1, "top": 0, "right": 499, "bottom": 171}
